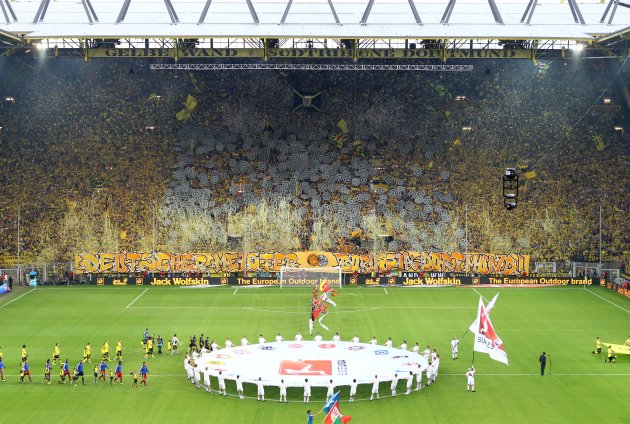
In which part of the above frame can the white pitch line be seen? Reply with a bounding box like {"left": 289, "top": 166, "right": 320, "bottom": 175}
{"left": 130, "top": 305, "right": 477, "bottom": 310}
{"left": 584, "top": 287, "right": 630, "bottom": 314}
{"left": 126, "top": 288, "right": 149, "bottom": 309}
{"left": 0, "top": 288, "right": 36, "bottom": 309}
{"left": 384, "top": 288, "right": 388, "bottom": 295}
{"left": 233, "top": 288, "right": 239, "bottom": 295}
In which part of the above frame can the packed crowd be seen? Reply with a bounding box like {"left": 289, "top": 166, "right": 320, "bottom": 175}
{"left": 0, "top": 58, "right": 627, "bottom": 271}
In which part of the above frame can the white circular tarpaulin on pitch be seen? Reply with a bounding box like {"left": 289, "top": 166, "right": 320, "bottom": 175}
{"left": 193, "top": 341, "right": 428, "bottom": 388}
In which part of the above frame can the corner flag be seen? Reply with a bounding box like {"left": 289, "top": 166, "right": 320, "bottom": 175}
{"left": 473, "top": 296, "right": 509, "bottom": 365}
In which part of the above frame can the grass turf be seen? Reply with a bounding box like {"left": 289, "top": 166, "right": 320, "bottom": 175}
{"left": 0, "top": 284, "right": 628, "bottom": 423}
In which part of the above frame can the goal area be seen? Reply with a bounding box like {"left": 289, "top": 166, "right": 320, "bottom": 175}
{"left": 279, "top": 267, "right": 342, "bottom": 288}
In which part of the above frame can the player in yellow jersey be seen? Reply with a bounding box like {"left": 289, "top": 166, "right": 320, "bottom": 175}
{"left": 21, "top": 345, "right": 27, "bottom": 362}
{"left": 102, "top": 341, "right": 110, "bottom": 362}
{"left": 52, "top": 343, "right": 61, "bottom": 365}
{"left": 593, "top": 336, "right": 602, "bottom": 354}
{"left": 84, "top": 343, "right": 91, "bottom": 363}
{"left": 0, "top": 346, "right": 3, "bottom": 362}
{"left": 625, "top": 336, "right": 630, "bottom": 347}
{"left": 606, "top": 346, "right": 617, "bottom": 363}
{"left": 115, "top": 340, "right": 123, "bottom": 362}
{"left": 130, "top": 371, "right": 138, "bottom": 388}
{"left": 145, "top": 338, "right": 154, "bottom": 359}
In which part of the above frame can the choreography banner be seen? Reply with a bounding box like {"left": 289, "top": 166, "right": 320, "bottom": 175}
{"left": 75, "top": 251, "right": 529, "bottom": 276}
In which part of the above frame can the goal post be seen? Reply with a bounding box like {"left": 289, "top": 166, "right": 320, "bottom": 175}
{"left": 279, "top": 267, "right": 342, "bottom": 288}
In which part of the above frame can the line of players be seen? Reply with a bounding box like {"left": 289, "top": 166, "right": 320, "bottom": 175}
{"left": 0, "top": 339, "right": 153, "bottom": 388}
{"left": 181, "top": 333, "right": 463, "bottom": 401}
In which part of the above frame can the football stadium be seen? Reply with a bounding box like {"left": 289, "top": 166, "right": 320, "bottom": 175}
{"left": 0, "top": 0, "right": 629, "bottom": 422}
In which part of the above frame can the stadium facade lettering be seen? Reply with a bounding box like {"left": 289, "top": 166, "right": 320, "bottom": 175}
{"left": 90, "top": 48, "right": 529, "bottom": 60}
{"left": 75, "top": 251, "right": 529, "bottom": 276}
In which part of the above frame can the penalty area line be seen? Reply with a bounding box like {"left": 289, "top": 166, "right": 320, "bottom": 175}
{"left": 584, "top": 287, "right": 630, "bottom": 314}
{"left": 384, "top": 288, "right": 388, "bottom": 295}
{"left": 126, "top": 288, "right": 149, "bottom": 309}
{"left": 0, "top": 288, "right": 36, "bottom": 309}
{"left": 234, "top": 288, "right": 238, "bottom": 295}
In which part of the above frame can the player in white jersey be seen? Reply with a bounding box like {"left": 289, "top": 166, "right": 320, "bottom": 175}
{"left": 185, "top": 358, "right": 193, "bottom": 383}
{"left": 326, "top": 379, "right": 335, "bottom": 399}
{"left": 416, "top": 365, "right": 423, "bottom": 390}
{"left": 218, "top": 371, "right": 227, "bottom": 396}
{"left": 385, "top": 338, "right": 393, "bottom": 348}
{"left": 349, "top": 379, "right": 358, "bottom": 402}
{"left": 332, "top": 332, "right": 341, "bottom": 342}
{"left": 351, "top": 335, "right": 359, "bottom": 343}
{"left": 295, "top": 331, "right": 303, "bottom": 342}
{"left": 431, "top": 349, "right": 438, "bottom": 363}
{"left": 411, "top": 342, "right": 420, "bottom": 353}
{"left": 225, "top": 338, "right": 233, "bottom": 349}
{"left": 303, "top": 378, "right": 311, "bottom": 403}
{"left": 279, "top": 379, "right": 287, "bottom": 403}
{"left": 370, "top": 375, "right": 380, "bottom": 400}
{"left": 236, "top": 375, "right": 244, "bottom": 399}
{"left": 406, "top": 371, "right": 414, "bottom": 394}
{"left": 241, "top": 336, "right": 249, "bottom": 346}
{"left": 466, "top": 367, "right": 475, "bottom": 392}
{"left": 171, "top": 334, "right": 180, "bottom": 356}
{"left": 433, "top": 355, "right": 440, "bottom": 380}
{"left": 203, "top": 367, "right": 211, "bottom": 392}
{"left": 423, "top": 346, "right": 431, "bottom": 359}
{"left": 314, "top": 333, "right": 323, "bottom": 342}
{"left": 426, "top": 363, "right": 434, "bottom": 386}
{"left": 370, "top": 337, "right": 377, "bottom": 345}
{"left": 193, "top": 364, "right": 201, "bottom": 389}
{"left": 308, "top": 315, "right": 314, "bottom": 336}
{"left": 257, "top": 377, "right": 265, "bottom": 401}
{"left": 399, "top": 341, "right": 407, "bottom": 351}
{"left": 390, "top": 373, "right": 398, "bottom": 397}
{"left": 451, "top": 337, "right": 459, "bottom": 359}
{"left": 258, "top": 335, "right": 266, "bottom": 344}
{"left": 275, "top": 333, "right": 284, "bottom": 343}
{"left": 211, "top": 340, "right": 219, "bottom": 351}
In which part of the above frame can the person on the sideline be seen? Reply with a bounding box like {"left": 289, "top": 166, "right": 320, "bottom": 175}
{"left": 539, "top": 352, "right": 547, "bottom": 375}
{"left": 466, "top": 367, "right": 475, "bottom": 392}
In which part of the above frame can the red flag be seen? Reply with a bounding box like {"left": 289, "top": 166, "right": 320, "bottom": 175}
{"left": 323, "top": 401, "right": 351, "bottom": 424}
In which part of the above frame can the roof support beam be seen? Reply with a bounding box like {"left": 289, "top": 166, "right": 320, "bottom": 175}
{"left": 80, "top": 0, "right": 99, "bottom": 24}
{"left": 362, "top": 0, "right": 422, "bottom": 25}
{"left": 33, "top": 0, "right": 50, "bottom": 23}
{"left": 1, "top": 0, "right": 17, "bottom": 24}
{"left": 164, "top": 0, "right": 179, "bottom": 24}
{"left": 198, "top": 0, "right": 212, "bottom": 25}
{"left": 245, "top": 0, "right": 259, "bottom": 24}
{"left": 441, "top": 0, "right": 503, "bottom": 24}
{"left": 282, "top": 0, "right": 340, "bottom": 24}
{"left": 118, "top": 0, "right": 179, "bottom": 24}
{"left": 600, "top": 0, "right": 629, "bottom": 25}
{"left": 522, "top": 0, "right": 584, "bottom": 25}
{"left": 280, "top": 0, "right": 293, "bottom": 24}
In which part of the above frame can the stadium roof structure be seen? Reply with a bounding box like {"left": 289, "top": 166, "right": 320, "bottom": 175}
{"left": 0, "top": 0, "right": 628, "bottom": 59}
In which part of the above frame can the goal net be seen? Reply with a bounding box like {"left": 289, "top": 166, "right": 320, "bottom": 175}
{"left": 279, "top": 267, "right": 342, "bottom": 288}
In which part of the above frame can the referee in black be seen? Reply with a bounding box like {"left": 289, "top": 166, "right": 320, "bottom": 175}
{"left": 539, "top": 352, "right": 547, "bottom": 376}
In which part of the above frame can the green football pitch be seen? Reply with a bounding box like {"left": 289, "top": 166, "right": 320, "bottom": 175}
{"left": 0, "top": 284, "right": 628, "bottom": 423}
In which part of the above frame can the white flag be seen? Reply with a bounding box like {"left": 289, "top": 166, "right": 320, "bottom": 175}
{"left": 468, "top": 292, "right": 499, "bottom": 333}
{"left": 473, "top": 296, "right": 509, "bottom": 365}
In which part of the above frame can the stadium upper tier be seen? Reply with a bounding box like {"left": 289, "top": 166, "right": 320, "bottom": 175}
{"left": 0, "top": 0, "right": 628, "bottom": 41}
